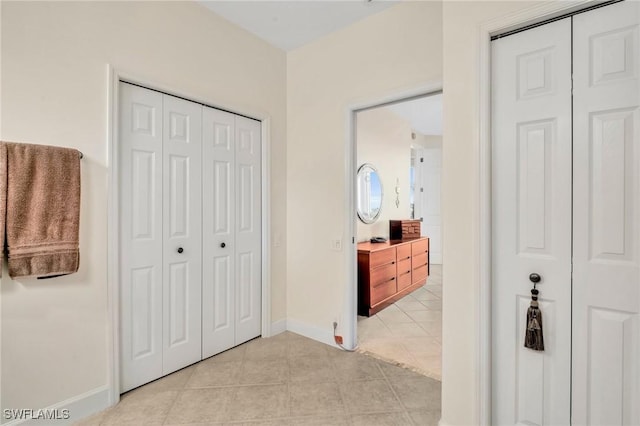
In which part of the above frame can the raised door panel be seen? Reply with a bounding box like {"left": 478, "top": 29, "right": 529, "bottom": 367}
{"left": 572, "top": 3, "right": 640, "bottom": 424}
{"left": 119, "top": 83, "right": 164, "bottom": 392}
{"left": 202, "top": 107, "right": 236, "bottom": 358}
{"left": 492, "top": 18, "right": 572, "bottom": 425}
{"left": 235, "top": 116, "right": 262, "bottom": 345}
{"left": 162, "top": 94, "right": 202, "bottom": 374}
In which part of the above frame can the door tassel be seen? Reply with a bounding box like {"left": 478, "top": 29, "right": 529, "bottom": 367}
{"left": 524, "top": 288, "right": 544, "bottom": 351}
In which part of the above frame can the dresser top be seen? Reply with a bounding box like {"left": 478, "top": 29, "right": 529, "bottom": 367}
{"left": 357, "top": 236, "right": 428, "bottom": 253}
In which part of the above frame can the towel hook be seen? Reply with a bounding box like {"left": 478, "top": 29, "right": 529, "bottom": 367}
{"left": 79, "top": 151, "right": 84, "bottom": 159}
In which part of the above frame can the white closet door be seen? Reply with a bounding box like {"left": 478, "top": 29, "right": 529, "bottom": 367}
{"left": 234, "top": 116, "right": 262, "bottom": 345}
{"left": 202, "top": 107, "right": 236, "bottom": 358}
{"left": 161, "top": 95, "right": 203, "bottom": 374}
{"left": 572, "top": 2, "right": 640, "bottom": 424}
{"left": 119, "top": 83, "right": 164, "bottom": 392}
{"left": 491, "top": 18, "right": 572, "bottom": 425}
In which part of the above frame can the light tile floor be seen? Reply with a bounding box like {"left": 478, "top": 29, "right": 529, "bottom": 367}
{"left": 357, "top": 265, "right": 442, "bottom": 380}
{"left": 75, "top": 331, "right": 441, "bottom": 425}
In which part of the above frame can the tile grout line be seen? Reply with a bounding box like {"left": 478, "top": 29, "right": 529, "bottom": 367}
{"left": 375, "top": 361, "right": 415, "bottom": 424}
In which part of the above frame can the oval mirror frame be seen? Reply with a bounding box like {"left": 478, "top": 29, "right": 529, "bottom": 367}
{"left": 356, "top": 163, "right": 383, "bottom": 224}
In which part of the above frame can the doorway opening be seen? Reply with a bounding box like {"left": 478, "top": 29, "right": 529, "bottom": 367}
{"left": 353, "top": 92, "right": 443, "bottom": 381}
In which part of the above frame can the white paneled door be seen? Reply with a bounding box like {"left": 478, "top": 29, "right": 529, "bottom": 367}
{"left": 161, "top": 95, "right": 203, "bottom": 375}
{"left": 492, "top": 18, "right": 573, "bottom": 425}
{"left": 120, "top": 83, "right": 261, "bottom": 392}
{"left": 233, "top": 116, "right": 262, "bottom": 345}
{"left": 572, "top": 2, "right": 640, "bottom": 424}
{"left": 202, "top": 107, "right": 236, "bottom": 358}
{"left": 201, "top": 108, "right": 262, "bottom": 358}
{"left": 492, "top": 2, "right": 639, "bottom": 424}
{"left": 119, "top": 83, "right": 164, "bottom": 393}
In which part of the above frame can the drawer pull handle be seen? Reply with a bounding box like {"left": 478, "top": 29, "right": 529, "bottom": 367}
{"left": 390, "top": 277, "right": 395, "bottom": 281}
{"left": 391, "top": 261, "right": 396, "bottom": 265}
{"left": 406, "top": 256, "right": 411, "bottom": 259}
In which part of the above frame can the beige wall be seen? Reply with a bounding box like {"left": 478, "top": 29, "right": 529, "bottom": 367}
{"left": 0, "top": 0, "right": 286, "bottom": 418}
{"left": 286, "top": 0, "right": 442, "bottom": 341}
{"left": 441, "top": 2, "right": 544, "bottom": 424}
{"left": 356, "top": 108, "right": 413, "bottom": 241}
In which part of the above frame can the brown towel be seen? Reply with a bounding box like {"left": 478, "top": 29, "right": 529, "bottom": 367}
{"left": 2, "top": 142, "right": 81, "bottom": 278}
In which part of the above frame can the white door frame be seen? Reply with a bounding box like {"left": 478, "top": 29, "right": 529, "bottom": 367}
{"left": 343, "top": 82, "right": 443, "bottom": 350}
{"left": 105, "top": 65, "right": 272, "bottom": 405}
{"left": 477, "top": 1, "right": 598, "bottom": 423}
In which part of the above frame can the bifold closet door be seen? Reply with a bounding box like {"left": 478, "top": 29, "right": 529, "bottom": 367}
{"left": 119, "top": 83, "right": 203, "bottom": 392}
{"left": 119, "top": 83, "right": 164, "bottom": 392}
{"left": 571, "top": 2, "right": 640, "bottom": 423}
{"left": 161, "top": 94, "right": 202, "bottom": 375}
{"left": 491, "top": 18, "right": 573, "bottom": 425}
{"left": 202, "top": 107, "right": 262, "bottom": 359}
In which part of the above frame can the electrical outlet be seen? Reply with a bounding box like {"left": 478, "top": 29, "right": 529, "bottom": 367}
{"left": 330, "top": 239, "right": 342, "bottom": 251}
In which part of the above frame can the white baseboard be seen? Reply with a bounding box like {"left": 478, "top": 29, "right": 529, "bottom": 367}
{"left": 2, "top": 386, "right": 111, "bottom": 425}
{"left": 270, "top": 318, "right": 287, "bottom": 336}
{"left": 286, "top": 317, "right": 339, "bottom": 349}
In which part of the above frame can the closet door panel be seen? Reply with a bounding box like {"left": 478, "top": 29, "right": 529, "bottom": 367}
{"left": 235, "top": 117, "right": 262, "bottom": 344}
{"left": 572, "top": 2, "right": 640, "bottom": 424}
{"left": 119, "top": 83, "right": 164, "bottom": 392}
{"left": 491, "top": 18, "right": 572, "bottom": 425}
{"left": 162, "top": 94, "right": 202, "bottom": 374}
{"left": 202, "top": 107, "right": 236, "bottom": 358}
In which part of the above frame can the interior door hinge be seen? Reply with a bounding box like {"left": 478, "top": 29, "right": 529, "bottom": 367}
{"left": 420, "top": 157, "right": 424, "bottom": 163}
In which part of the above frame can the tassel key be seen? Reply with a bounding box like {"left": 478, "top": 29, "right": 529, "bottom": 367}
{"left": 524, "top": 278, "right": 544, "bottom": 351}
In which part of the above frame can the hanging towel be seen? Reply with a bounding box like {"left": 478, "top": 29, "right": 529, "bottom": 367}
{"left": 0, "top": 144, "right": 6, "bottom": 277}
{"left": 2, "top": 142, "right": 81, "bottom": 278}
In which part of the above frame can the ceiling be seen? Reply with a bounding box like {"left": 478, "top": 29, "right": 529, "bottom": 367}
{"left": 199, "top": 1, "right": 441, "bottom": 135}
{"left": 199, "top": 1, "right": 400, "bottom": 51}
{"left": 385, "top": 94, "right": 443, "bottom": 136}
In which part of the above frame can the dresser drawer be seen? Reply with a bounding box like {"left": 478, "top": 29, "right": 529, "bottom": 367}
{"left": 413, "top": 264, "right": 428, "bottom": 285}
{"left": 370, "top": 262, "right": 396, "bottom": 287}
{"left": 397, "top": 268, "right": 412, "bottom": 291}
{"left": 371, "top": 277, "right": 397, "bottom": 305}
{"left": 411, "top": 239, "right": 429, "bottom": 256}
{"left": 397, "top": 258, "right": 412, "bottom": 277}
{"left": 412, "top": 252, "right": 428, "bottom": 270}
{"left": 396, "top": 243, "right": 412, "bottom": 262}
{"left": 370, "top": 247, "right": 396, "bottom": 268}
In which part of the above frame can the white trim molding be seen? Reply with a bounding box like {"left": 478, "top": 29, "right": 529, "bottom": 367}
{"left": 270, "top": 318, "right": 287, "bottom": 336}
{"left": 106, "top": 66, "right": 273, "bottom": 407}
{"left": 2, "top": 386, "right": 110, "bottom": 426}
{"left": 476, "top": 2, "right": 597, "bottom": 424}
{"left": 286, "top": 318, "right": 340, "bottom": 349}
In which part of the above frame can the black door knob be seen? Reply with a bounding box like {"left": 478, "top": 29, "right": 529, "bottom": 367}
{"left": 177, "top": 247, "right": 184, "bottom": 254}
{"left": 220, "top": 242, "right": 226, "bottom": 248}
{"left": 529, "top": 273, "right": 541, "bottom": 284}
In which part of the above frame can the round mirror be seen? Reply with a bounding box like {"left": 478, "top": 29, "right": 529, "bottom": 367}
{"left": 357, "top": 163, "right": 383, "bottom": 224}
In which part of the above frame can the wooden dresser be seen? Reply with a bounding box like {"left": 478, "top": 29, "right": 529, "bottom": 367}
{"left": 357, "top": 237, "right": 429, "bottom": 316}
